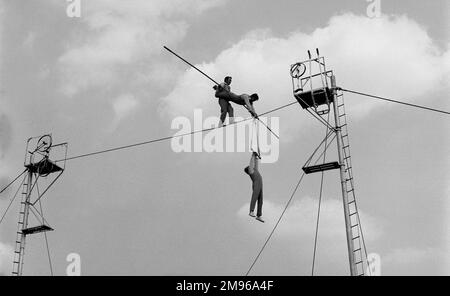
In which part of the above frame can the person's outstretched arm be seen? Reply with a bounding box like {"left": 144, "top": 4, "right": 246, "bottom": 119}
{"left": 253, "top": 152, "right": 259, "bottom": 171}
{"left": 243, "top": 95, "right": 257, "bottom": 117}
{"left": 248, "top": 153, "right": 257, "bottom": 174}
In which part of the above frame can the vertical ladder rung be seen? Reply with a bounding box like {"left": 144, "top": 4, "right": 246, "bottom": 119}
{"left": 348, "top": 200, "right": 355, "bottom": 204}
{"left": 355, "top": 261, "right": 363, "bottom": 265}
{"left": 352, "top": 236, "right": 360, "bottom": 240}
{"left": 354, "top": 248, "right": 361, "bottom": 252}
{"left": 350, "top": 212, "right": 357, "bottom": 217}
{"left": 351, "top": 224, "right": 359, "bottom": 228}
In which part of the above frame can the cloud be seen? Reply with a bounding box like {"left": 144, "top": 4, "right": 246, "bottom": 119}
{"left": 236, "top": 196, "right": 383, "bottom": 275}
{"left": 58, "top": 0, "right": 227, "bottom": 96}
{"left": 108, "top": 93, "right": 139, "bottom": 132}
{"left": 237, "top": 196, "right": 383, "bottom": 242}
{"left": 113, "top": 94, "right": 139, "bottom": 121}
{"left": 160, "top": 13, "right": 449, "bottom": 139}
{"left": 382, "top": 247, "right": 449, "bottom": 275}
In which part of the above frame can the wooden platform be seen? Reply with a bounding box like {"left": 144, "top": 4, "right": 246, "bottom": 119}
{"left": 25, "top": 158, "right": 63, "bottom": 175}
{"left": 302, "top": 161, "right": 340, "bottom": 174}
{"left": 295, "top": 87, "right": 333, "bottom": 109}
{"left": 22, "top": 225, "right": 54, "bottom": 235}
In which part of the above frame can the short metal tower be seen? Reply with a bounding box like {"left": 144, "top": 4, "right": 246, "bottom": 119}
{"left": 290, "top": 49, "right": 370, "bottom": 276}
{"left": 12, "top": 134, "right": 67, "bottom": 276}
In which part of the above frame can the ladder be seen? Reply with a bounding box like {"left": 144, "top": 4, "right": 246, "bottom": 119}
{"left": 12, "top": 173, "right": 32, "bottom": 276}
{"left": 335, "top": 90, "right": 367, "bottom": 276}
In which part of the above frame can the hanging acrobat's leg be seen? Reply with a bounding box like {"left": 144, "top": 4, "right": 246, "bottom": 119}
{"left": 255, "top": 188, "right": 264, "bottom": 223}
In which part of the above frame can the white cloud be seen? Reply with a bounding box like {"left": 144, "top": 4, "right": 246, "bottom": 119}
{"left": 113, "top": 94, "right": 139, "bottom": 121}
{"left": 58, "top": 0, "right": 227, "bottom": 96}
{"left": 160, "top": 13, "right": 449, "bottom": 140}
{"left": 237, "top": 196, "right": 383, "bottom": 242}
{"left": 382, "top": 247, "right": 449, "bottom": 275}
{"left": 108, "top": 94, "right": 139, "bottom": 132}
{"left": 236, "top": 196, "right": 383, "bottom": 275}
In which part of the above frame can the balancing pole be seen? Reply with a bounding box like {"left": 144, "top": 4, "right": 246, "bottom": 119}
{"left": 163, "top": 46, "right": 279, "bottom": 139}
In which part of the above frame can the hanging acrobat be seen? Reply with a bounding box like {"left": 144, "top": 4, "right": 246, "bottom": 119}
{"left": 244, "top": 119, "right": 264, "bottom": 223}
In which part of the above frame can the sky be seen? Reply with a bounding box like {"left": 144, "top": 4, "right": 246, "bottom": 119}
{"left": 0, "top": 0, "right": 449, "bottom": 276}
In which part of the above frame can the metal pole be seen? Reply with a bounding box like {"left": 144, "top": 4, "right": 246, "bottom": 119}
{"left": 163, "top": 46, "right": 220, "bottom": 86}
{"left": 331, "top": 75, "right": 357, "bottom": 276}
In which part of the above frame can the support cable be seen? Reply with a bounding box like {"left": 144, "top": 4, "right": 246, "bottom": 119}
{"left": 30, "top": 182, "right": 50, "bottom": 226}
{"left": 245, "top": 171, "right": 307, "bottom": 276}
{"left": 0, "top": 170, "right": 27, "bottom": 195}
{"left": 311, "top": 112, "right": 331, "bottom": 275}
{"left": 303, "top": 129, "right": 335, "bottom": 168}
{"left": 56, "top": 102, "right": 298, "bottom": 163}
{"left": 340, "top": 88, "right": 450, "bottom": 116}
{"left": 37, "top": 192, "right": 53, "bottom": 276}
{"left": 0, "top": 175, "right": 26, "bottom": 226}
{"left": 245, "top": 133, "right": 337, "bottom": 276}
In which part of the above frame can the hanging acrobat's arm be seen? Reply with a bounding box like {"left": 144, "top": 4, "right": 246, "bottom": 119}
{"left": 243, "top": 95, "right": 258, "bottom": 118}
{"left": 253, "top": 152, "right": 260, "bottom": 170}
{"left": 248, "top": 152, "right": 257, "bottom": 174}
{"left": 250, "top": 120, "right": 262, "bottom": 159}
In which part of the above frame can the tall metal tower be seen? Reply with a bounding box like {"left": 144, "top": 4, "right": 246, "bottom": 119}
{"left": 12, "top": 134, "right": 67, "bottom": 276}
{"left": 290, "top": 49, "right": 370, "bottom": 276}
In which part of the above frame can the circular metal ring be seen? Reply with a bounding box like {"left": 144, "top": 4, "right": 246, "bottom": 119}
{"left": 36, "top": 135, "right": 52, "bottom": 153}
{"left": 290, "top": 63, "right": 306, "bottom": 79}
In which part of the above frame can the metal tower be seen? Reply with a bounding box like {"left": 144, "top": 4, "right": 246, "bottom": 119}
{"left": 290, "top": 49, "right": 370, "bottom": 276}
{"left": 12, "top": 134, "right": 67, "bottom": 276}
